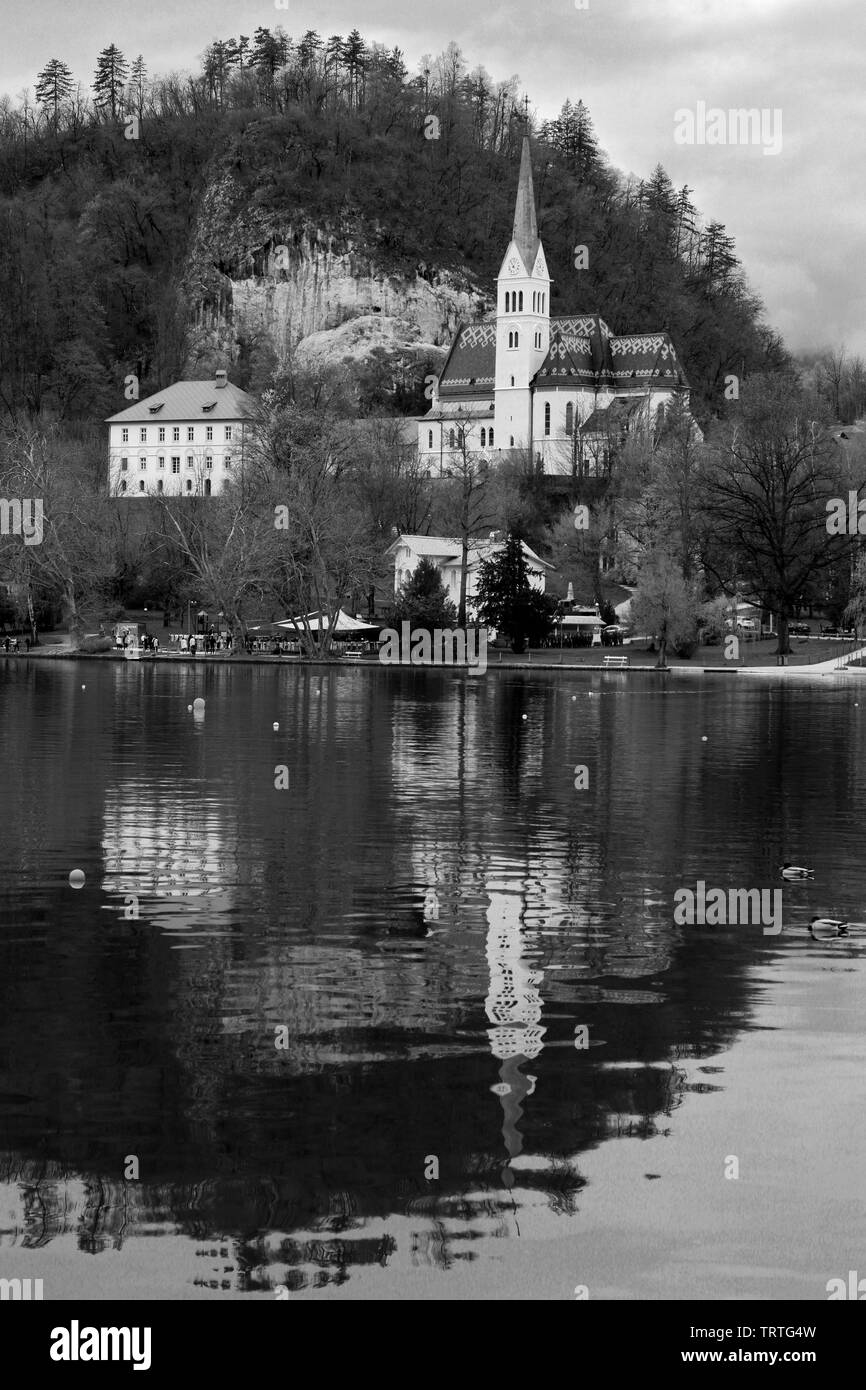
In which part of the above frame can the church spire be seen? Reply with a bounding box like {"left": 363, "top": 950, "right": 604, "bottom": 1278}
{"left": 512, "top": 136, "right": 539, "bottom": 274}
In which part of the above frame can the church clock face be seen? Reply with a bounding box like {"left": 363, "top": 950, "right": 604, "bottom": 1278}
{"left": 507, "top": 255, "right": 522, "bottom": 276}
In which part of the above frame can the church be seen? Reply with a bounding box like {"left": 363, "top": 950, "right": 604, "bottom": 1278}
{"left": 418, "top": 137, "right": 694, "bottom": 476}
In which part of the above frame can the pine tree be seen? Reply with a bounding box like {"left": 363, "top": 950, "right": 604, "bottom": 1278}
{"left": 35, "top": 58, "right": 74, "bottom": 127}
{"left": 92, "top": 44, "right": 129, "bottom": 122}
{"left": 129, "top": 55, "right": 148, "bottom": 115}
{"left": 391, "top": 557, "right": 457, "bottom": 633}
{"left": 476, "top": 533, "right": 554, "bottom": 651}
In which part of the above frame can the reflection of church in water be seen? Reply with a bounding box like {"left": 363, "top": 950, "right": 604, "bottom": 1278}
{"left": 484, "top": 879, "right": 545, "bottom": 1185}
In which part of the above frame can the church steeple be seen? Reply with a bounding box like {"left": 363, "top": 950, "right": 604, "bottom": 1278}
{"left": 512, "top": 136, "right": 540, "bottom": 275}
{"left": 494, "top": 137, "right": 551, "bottom": 450}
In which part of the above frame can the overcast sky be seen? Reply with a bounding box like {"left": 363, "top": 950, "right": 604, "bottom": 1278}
{"left": 3, "top": 0, "right": 864, "bottom": 358}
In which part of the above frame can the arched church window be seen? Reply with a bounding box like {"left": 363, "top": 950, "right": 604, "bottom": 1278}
{"left": 514, "top": 331, "right": 519, "bottom": 347}
{"left": 544, "top": 402, "right": 551, "bottom": 436}
{"left": 428, "top": 430, "right": 433, "bottom": 448}
{"left": 489, "top": 428, "right": 494, "bottom": 446}
{"left": 505, "top": 292, "right": 510, "bottom": 312}
{"left": 481, "top": 428, "right": 486, "bottom": 447}
{"left": 518, "top": 291, "right": 523, "bottom": 311}
{"left": 565, "top": 403, "right": 574, "bottom": 436}
{"left": 449, "top": 429, "right": 456, "bottom": 448}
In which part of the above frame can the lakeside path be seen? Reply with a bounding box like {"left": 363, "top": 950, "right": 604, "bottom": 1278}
{"left": 6, "top": 634, "right": 866, "bottom": 676}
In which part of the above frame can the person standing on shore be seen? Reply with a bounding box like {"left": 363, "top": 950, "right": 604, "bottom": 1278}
{"left": 189, "top": 634, "right": 197, "bottom": 656}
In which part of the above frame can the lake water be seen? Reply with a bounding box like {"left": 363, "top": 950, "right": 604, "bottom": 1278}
{"left": 1, "top": 660, "right": 865, "bottom": 1301}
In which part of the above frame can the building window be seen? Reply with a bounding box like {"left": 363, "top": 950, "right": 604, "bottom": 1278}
{"left": 186, "top": 479, "right": 193, "bottom": 493}
{"left": 139, "top": 480, "right": 146, "bottom": 492}
{"left": 204, "top": 479, "right": 212, "bottom": 496}
{"left": 481, "top": 428, "right": 486, "bottom": 447}
{"left": 518, "top": 291, "right": 523, "bottom": 311}
{"left": 171, "top": 457, "right": 180, "bottom": 474}
{"left": 449, "top": 429, "right": 456, "bottom": 448}
{"left": 119, "top": 480, "right": 127, "bottom": 493}
{"left": 158, "top": 427, "right": 165, "bottom": 442}
{"left": 205, "top": 456, "right": 213, "bottom": 470}
{"left": 225, "top": 426, "right": 233, "bottom": 441}
{"left": 187, "top": 426, "right": 194, "bottom": 442}
{"left": 120, "top": 457, "right": 128, "bottom": 472}
{"left": 158, "top": 456, "right": 165, "bottom": 469}
{"left": 514, "top": 331, "right": 519, "bottom": 347}
{"left": 544, "top": 403, "right": 551, "bottom": 436}
{"left": 121, "top": 428, "right": 129, "bottom": 443}
{"left": 510, "top": 376, "right": 514, "bottom": 387}
{"left": 505, "top": 291, "right": 510, "bottom": 312}
{"left": 157, "top": 479, "right": 163, "bottom": 494}
{"left": 534, "top": 331, "right": 541, "bottom": 349}
{"left": 489, "top": 428, "right": 494, "bottom": 446}
{"left": 186, "top": 455, "right": 193, "bottom": 469}
{"left": 172, "top": 427, "right": 180, "bottom": 442}
{"left": 565, "top": 403, "right": 574, "bottom": 436}
{"left": 140, "top": 457, "right": 147, "bottom": 470}
{"left": 510, "top": 435, "right": 514, "bottom": 447}
{"left": 140, "top": 428, "right": 147, "bottom": 443}
{"left": 206, "top": 426, "right": 213, "bottom": 441}
{"left": 225, "top": 454, "right": 232, "bottom": 469}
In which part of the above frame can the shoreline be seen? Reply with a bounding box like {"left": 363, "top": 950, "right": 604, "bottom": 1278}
{"left": 4, "top": 647, "right": 865, "bottom": 678}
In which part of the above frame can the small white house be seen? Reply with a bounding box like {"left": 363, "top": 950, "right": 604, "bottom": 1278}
{"left": 386, "top": 533, "right": 553, "bottom": 617}
{"left": 106, "top": 371, "right": 256, "bottom": 498}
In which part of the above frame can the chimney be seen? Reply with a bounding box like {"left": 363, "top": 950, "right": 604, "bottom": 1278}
{"left": 215, "top": 370, "right": 227, "bottom": 389}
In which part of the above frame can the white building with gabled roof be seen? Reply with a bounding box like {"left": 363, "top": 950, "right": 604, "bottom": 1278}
{"left": 386, "top": 532, "right": 553, "bottom": 617}
{"left": 105, "top": 371, "right": 255, "bottom": 497}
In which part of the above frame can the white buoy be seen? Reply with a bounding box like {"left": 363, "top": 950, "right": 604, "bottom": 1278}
{"left": 522, "top": 714, "right": 528, "bottom": 720}
{"left": 81, "top": 684, "right": 86, "bottom": 690}
{"left": 702, "top": 736, "right": 708, "bottom": 742}
{"left": 273, "top": 721, "right": 279, "bottom": 731}
{"left": 69, "top": 869, "right": 85, "bottom": 889}
{"left": 187, "top": 704, "right": 193, "bottom": 711}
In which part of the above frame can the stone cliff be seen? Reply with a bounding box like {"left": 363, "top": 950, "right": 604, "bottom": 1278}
{"left": 184, "top": 172, "right": 492, "bottom": 391}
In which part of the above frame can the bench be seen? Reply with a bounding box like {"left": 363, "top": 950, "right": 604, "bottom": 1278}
{"left": 602, "top": 654, "right": 629, "bottom": 669}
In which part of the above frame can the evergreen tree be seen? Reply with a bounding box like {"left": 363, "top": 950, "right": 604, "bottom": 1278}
{"left": 35, "top": 59, "right": 74, "bottom": 127}
{"left": 391, "top": 556, "right": 457, "bottom": 633}
{"left": 92, "top": 44, "right": 129, "bottom": 122}
{"left": 476, "top": 532, "right": 554, "bottom": 652}
{"left": 129, "top": 55, "right": 148, "bottom": 115}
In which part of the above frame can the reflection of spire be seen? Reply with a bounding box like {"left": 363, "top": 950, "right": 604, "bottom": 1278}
{"left": 485, "top": 888, "right": 545, "bottom": 1060}
{"left": 484, "top": 882, "right": 546, "bottom": 1180}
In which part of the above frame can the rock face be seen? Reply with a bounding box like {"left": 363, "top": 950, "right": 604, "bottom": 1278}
{"left": 185, "top": 179, "right": 491, "bottom": 386}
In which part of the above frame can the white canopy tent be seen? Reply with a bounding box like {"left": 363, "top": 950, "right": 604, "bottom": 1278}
{"left": 275, "top": 610, "right": 380, "bottom": 635}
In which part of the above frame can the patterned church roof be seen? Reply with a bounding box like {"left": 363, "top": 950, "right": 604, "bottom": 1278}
{"left": 437, "top": 317, "right": 689, "bottom": 397}
{"left": 437, "top": 322, "right": 498, "bottom": 397}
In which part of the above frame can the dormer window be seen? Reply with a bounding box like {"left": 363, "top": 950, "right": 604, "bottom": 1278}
{"left": 201, "top": 402, "right": 216, "bottom": 413}
{"left": 148, "top": 403, "right": 164, "bottom": 414}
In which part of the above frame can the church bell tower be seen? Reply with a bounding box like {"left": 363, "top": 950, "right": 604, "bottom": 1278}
{"left": 494, "top": 137, "right": 552, "bottom": 454}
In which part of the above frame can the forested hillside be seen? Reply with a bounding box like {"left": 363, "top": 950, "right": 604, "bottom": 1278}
{"left": 0, "top": 26, "right": 788, "bottom": 426}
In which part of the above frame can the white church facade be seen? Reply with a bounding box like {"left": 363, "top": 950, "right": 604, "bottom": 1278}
{"left": 418, "top": 138, "right": 694, "bottom": 476}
